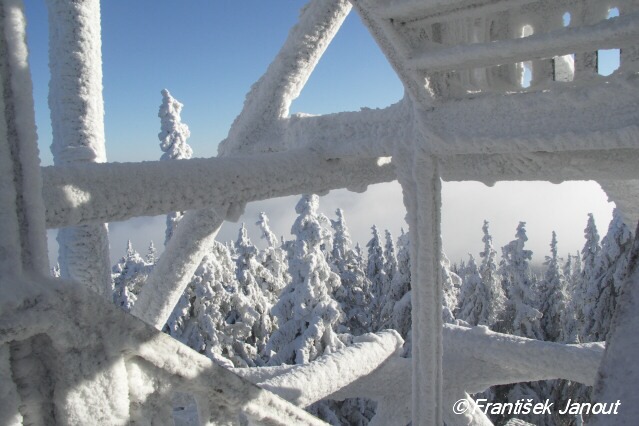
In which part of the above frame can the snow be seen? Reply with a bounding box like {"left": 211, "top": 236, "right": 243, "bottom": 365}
{"left": 0, "top": 0, "right": 48, "bottom": 276}
{"left": 219, "top": 0, "right": 352, "bottom": 157}
{"left": 131, "top": 207, "right": 225, "bottom": 329}
{"left": 1, "top": 275, "right": 327, "bottom": 425}
{"left": 47, "top": 0, "right": 111, "bottom": 298}
{"left": 591, "top": 224, "right": 639, "bottom": 425}
{"left": 41, "top": 150, "right": 396, "bottom": 229}
{"left": 4, "top": 0, "right": 639, "bottom": 423}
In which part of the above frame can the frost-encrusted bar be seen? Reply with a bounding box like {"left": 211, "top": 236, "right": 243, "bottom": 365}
{"left": 328, "top": 325, "right": 603, "bottom": 424}
{"left": 46, "top": 0, "right": 112, "bottom": 298}
{"left": 219, "top": 0, "right": 351, "bottom": 156}
{"left": 131, "top": 208, "right": 225, "bottom": 329}
{"left": 408, "top": 12, "right": 639, "bottom": 72}
{"left": 395, "top": 146, "right": 443, "bottom": 425}
{"left": 2, "top": 275, "right": 327, "bottom": 425}
{"left": 0, "top": 0, "right": 48, "bottom": 276}
{"left": 42, "top": 150, "right": 395, "bottom": 228}
{"left": 439, "top": 149, "right": 639, "bottom": 184}
{"left": 420, "top": 76, "right": 639, "bottom": 154}
{"left": 257, "top": 331, "right": 403, "bottom": 407}
{"left": 374, "top": 0, "right": 536, "bottom": 21}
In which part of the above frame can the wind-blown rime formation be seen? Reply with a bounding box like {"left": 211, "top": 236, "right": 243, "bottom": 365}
{"left": 158, "top": 89, "right": 193, "bottom": 245}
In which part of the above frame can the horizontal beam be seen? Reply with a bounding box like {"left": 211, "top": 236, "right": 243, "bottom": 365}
{"left": 375, "top": 0, "right": 536, "bottom": 22}
{"left": 421, "top": 75, "right": 639, "bottom": 154}
{"left": 42, "top": 149, "right": 395, "bottom": 228}
{"left": 439, "top": 149, "right": 639, "bottom": 184}
{"left": 408, "top": 12, "right": 639, "bottom": 72}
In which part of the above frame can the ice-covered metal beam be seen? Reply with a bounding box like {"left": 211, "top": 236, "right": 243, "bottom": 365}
{"left": 42, "top": 149, "right": 395, "bottom": 229}
{"left": 261, "top": 76, "right": 639, "bottom": 158}
{"left": 421, "top": 76, "right": 639, "bottom": 154}
{"left": 373, "top": 0, "right": 537, "bottom": 22}
{"left": 46, "top": 0, "right": 112, "bottom": 298}
{"left": 408, "top": 12, "right": 639, "bottom": 72}
{"left": 219, "top": 0, "right": 352, "bottom": 156}
{"left": 41, "top": 147, "right": 639, "bottom": 230}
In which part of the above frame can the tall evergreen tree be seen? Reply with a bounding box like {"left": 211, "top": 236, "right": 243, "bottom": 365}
{"left": 112, "top": 241, "right": 152, "bottom": 312}
{"left": 457, "top": 254, "right": 488, "bottom": 326}
{"left": 442, "top": 253, "right": 461, "bottom": 324}
{"left": 255, "top": 212, "right": 288, "bottom": 301}
{"left": 158, "top": 89, "right": 193, "bottom": 245}
{"left": 331, "top": 209, "right": 372, "bottom": 335}
{"left": 383, "top": 230, "right": 398, "bottom": 285}
{"left": 145, "top": 241, "right": 157, "bottom": 265}
{"left": 583, "top": 209, "right": 632, "bottom": 341}
{"left": 234, "top": 224, "right": 275, "bottom": 358}
{"left": 165, "top": 242, "right": 258, "bottom": 367}
{"left": 366, "top": 225, "right": 388, "bottom": 331}
{"left": 479, "top": 221, "right": 506, "bottom": 328}
{"left": 575, "top": 213, "right": 601, "bottom": 341}
{"left": 499, "top": 222, "right": 543, "bottom": 339}
{"left": 539, "top": 231, "right": 568, "bottom": 342}
{"left": 381, "top": 230, "right": 412, "bottom": 337}
{"left": 266, "top": 195, "right": 345, "bottom": 366}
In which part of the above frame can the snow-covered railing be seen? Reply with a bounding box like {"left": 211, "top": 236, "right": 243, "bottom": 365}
{"left": 41, "top": 150, "right": 395, "bottom": 228}
{"left": 327, "top": 324, "right": 604, "bottom": 426}
{"left": 0, "top": 276, "right": 327, "bottom": 425}
{"left": 407, "top": 11, "right": 639, "bottom": 73}
{"left": 233, "top": 330, "right": 404, "bottom": 407}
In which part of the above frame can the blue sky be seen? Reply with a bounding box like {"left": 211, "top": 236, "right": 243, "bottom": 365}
{"left": 25, "top": 1, "right": 617, "bottom": 266}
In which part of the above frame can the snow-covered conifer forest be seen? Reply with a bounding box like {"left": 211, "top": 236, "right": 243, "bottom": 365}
{"left": 3, "top": 0, "right": 639, "bottom": 425}
{"left": 108, "top": 187, "right": 632, "bottom": 425}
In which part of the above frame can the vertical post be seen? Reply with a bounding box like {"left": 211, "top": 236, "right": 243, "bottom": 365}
{"left": 47, "top": 0, "right": 112, "bottom": 299}
{"left": 397, "top": 148, "right": 443, "bottom": 425}
{"left": 0, "top": 1, "right": 52, "bottom": 423}
{"left": 45, "top": 1, "right": 130, "bottom": 422}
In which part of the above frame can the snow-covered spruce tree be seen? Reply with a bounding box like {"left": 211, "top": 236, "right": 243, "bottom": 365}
{"left": 366, "top": 225, "right": 388, "bottom": 331}
{"left": 479, "top": 220, "right": 506, "bottom": 328}
{"left": 442, "top": 253, "right": 462, "bottom": 324}
{"left": 582, "top": 209, "right": 632, "bottom": 342}
{"left": 496, "top": 222, "right": 547, "bottom": 425}
{"left": 457, "top": 254, "right": 488, "bottom": 326}
{"left": 329, "top": 209, "right": 376, "bottom": 426}
{"left": 255, "top": 212, "right": 289, "bottom": 302}
{"left": 266, "top": 195, "right": 345, "bottom": 366}
{"left": 498, "top": 222, "right": 543, "bottom": 339}
{"left": 234, "top": 224, "right": 275, "bottom": 358}
{"left": 539, "top": 231, "right": 568, "bottom": 342}
{"left": 381, "top": 230, "right": 412, "bottom": 337}
{"left": 538, "top": 232, "right": 572, "bottom": 426}
{"left": 384, "top": 230, "right": 398, "bottom": 285}
{"left": 574, "top": 213, "right": 601, "bottom": 341}
{"left": 330, "top": 209, "right": 372, "bottom": 336}
{"left": 145, "top": 241, "right": 157, "bottom": 265}
{"left": 112, "top": 240, "right": 152, "bottom": 312}
{"left": 158, "top": 89, "right": 193, "bottom": 245}
{"left": 165, "top": 242, "right": 258, "bottom": 368}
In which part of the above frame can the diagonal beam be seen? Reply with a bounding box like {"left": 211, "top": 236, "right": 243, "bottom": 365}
{"left": 219, "top": 0, "right": 352, "bottom": 156}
